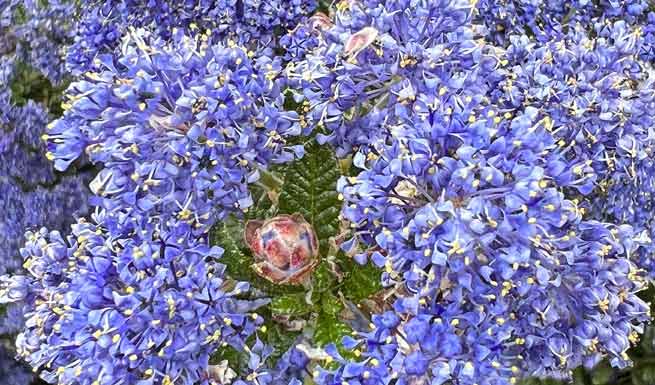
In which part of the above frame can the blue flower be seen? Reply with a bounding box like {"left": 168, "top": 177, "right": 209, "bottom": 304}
{"left": 2, "top": 0, "right": 75, "bottom": 84}
{"left": 0, "top": 346, "right": 34, "bottom": 385}
{"left": 404, "top": 351, "right": 428, "bottom": 375}
{"left": 1, "top": 217, "right": 266, "bottom": 385}
{"left": 322, "top": 22, "right": 652, "bottom": 379}
{"left": 3, "top": 1, "right": 655, "bottom": 385}
{"left": 287, "top": 0, "right": 486, "bottom": 156}
{"left": 66, "top": 0, "right": 318, "bottom": 75}
{"left": 48, "top": 29, "right": 304, "bottom": 236}
{"left": 0, "top": 56, "right": 92, "bottom": 276}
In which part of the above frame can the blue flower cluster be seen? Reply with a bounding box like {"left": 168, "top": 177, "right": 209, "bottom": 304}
{"left": 1, "top": 65, "right": 91, "bottom": 275}
{"left": 288, "top": 0, "right": 481, "bottom": 156}
{"left": 49, "top": 29, "right": 305, "bottom": 236}
{"left": 2, "top": 3, "right": 316, "bottom": 383}
{"left": 474, "top": 0, "right": 654, "bottom": 52}
{"left": 66, "top": 0, "right": 318, "bottom": 75}
{"left": 334, "top": 121, "right": 650, "bottom": 382}
{"left": 1, "top": 0, "right": 75, "bottom": 84}
{"left": 1, "top": 2, "right": 92, "bottom": 380}
{"left": 498, "top": 21, "right": 655, "bottom": 278}
{"left": 5, "top": 0, "right": 655, "bottom": 385}
{"left": 285, "top": 0, "right": 655, "bottom": 383}
{"left": 1, "top": 2, "right": 90, "bottom": 278}
{"left": 0, "top": 216, "right": 265, "bottom": 385}
{"left": 0, "top": 346, "right": 34, "bottom": 385}
{"left": 279, "top": 12, "right": 332, "bottom": 62}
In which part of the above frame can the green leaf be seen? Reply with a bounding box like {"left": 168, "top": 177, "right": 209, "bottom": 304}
{"left": 271, "top": 293, "right": 315, "bottom": 317}
{"left": 321, "top": 295, "right": 343, "bottom": 317}
{"left": 276, "top": 139, "right": 382, "bottom": 302}
{"left": 209, "top": 345, "right": 249, "bottom": 372}
{"left": 211, "top": 217, "right": 252, "bottom": 279}
{"left": 9, "top": 61, "right": 69, "bottom": 115}
{"left": 277, "top": 140, "right": 341, "bottom": 255}
{"left": 313, "top": 313, "right": 351, "bottom": 347}
{"left": 340, "top": 258, "right": 383, "bottom": 302}
{"left": 245, "top": 183, "right": 277, "bottom": 220}
{"left": 210, "top": 139, "right": 343, "bottom": 298}
{"left": 257, "top": 169, "right": 284, "bottom": 194}
{"left": 311, "top": 261, "right": 335, "bottom": 294}
{"left": 262, "top": 321, "right": 301, "bottom": 363}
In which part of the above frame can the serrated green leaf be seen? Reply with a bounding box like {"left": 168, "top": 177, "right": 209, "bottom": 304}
{"left": 313, "top": 313, "right": 351, "bottom": 347}
{"left": 209, "top": 344, "right": 248, "bottom": 372}
{"left": 340, "top": 259, "right": 382, "bottom": 302}
{"left": 211, "top": 139, "right": 345, "bottom": 297}
{"left": 211, "top": 217, "right": 251, "bottom": 278}
{"left": 312, "top": 262, "right": 335, "bottom": 294}
{"left": 271, "top": 293, "right": 315, "bottom": 317}
{"left": 245, "top": 183, "right": 277, "bottom": 220}
{"left": 277, "top": 141, "right": 341, "bottom": 255}
{"left": 257, "top": 169, "right": 284, "bottom": 193}
{"left": 263, "top": 321, "right": 301, "bottom": 363}
{"left": 321, "top": 295, "right": 343, "bottom": 317}
{"left": 277, "top": 140, "right": 383, "bottom": 302}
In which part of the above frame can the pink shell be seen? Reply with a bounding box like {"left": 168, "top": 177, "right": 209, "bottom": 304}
{"left": 343, "top": 26, "right": 379, "bottom": 58}
{"left": 309, "top": 12, "right": 333, "bottom": 31}
{"left": 244, "top": 214, "right": 319, "bottom": 285}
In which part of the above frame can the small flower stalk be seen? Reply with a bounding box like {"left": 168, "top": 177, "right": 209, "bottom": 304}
{"left": 245, "top": 214, "right": 319, "bottom": 285}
